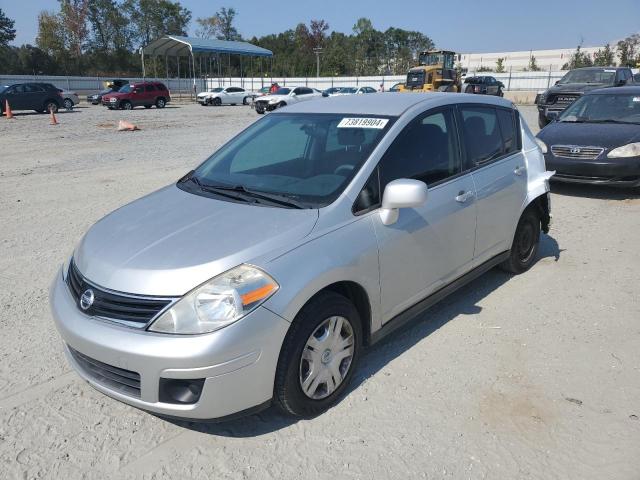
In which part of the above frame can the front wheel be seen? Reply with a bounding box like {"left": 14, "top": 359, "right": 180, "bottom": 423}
{"left": 500, "top": 208, "right": 541, "bottom": 274}
{"left": 274, "top": 291, "right": 362, "bottom": 418}
{"left": 121, "top": 101, "right": 133, "bottom": 110}
{"left": 45, "top": 101, "right": 59, "bottom": 113}
{"left": 213, "top": 97, "right": 221, "bottom": 106}
{"left": 538, "top": 112, "right": 550, "bottom": 130}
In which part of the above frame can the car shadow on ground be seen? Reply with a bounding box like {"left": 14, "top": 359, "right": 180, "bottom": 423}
{"left": 551, "top": 182, "right": 640, "bottom": 201}
{"left": 163, "top": 233, "right": 562, "bottom": 437}
{"left": 6, "top": 110, "right": 81, "bottom": 117}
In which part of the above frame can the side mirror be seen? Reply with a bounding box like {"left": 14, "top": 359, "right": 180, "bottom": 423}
{"left": 379, "top": 179, "right": 428, "bottom": 226}
{"left": 547, "top": 111, "right": 559, "bottom": 122}
{"left": 554, "top": 80, "right": 560, "bottom": 85}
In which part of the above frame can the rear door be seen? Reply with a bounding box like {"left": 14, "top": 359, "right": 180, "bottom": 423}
{"left": 459, "top": 105, "right": 527, "bottom": 265}
{"left": 5, "top": 84, "right": 26, "bottom": 110}
{"left": 370, "top": 106, "right": 478, "bottom": 322}
{"left": 144, "top": 84, "right": 156, "bottom": 105}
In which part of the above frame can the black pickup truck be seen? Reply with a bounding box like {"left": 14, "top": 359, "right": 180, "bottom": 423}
{"left": 462, "top": 76, "right": 505, "bottom": 96}
{"left": 536, "top": 66, "right": 635, "bottom": 128}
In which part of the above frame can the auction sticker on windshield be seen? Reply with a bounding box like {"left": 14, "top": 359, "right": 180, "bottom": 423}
{"left": 338, "top": 118, "right": 389, "bottom": 129}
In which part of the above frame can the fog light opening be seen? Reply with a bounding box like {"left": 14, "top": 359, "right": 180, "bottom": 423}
{"left": 159, "top": 378, "right": 205, "bottom": 405}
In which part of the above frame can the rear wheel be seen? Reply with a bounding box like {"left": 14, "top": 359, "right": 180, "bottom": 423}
{"left": 274, "top": 291, "right": 362, "bottom": 418}
{"left": 155, "top": 97, "right": 166, "bottom": 108}
{"left": 500, "top": 208, "right": 541, "bottom": 274}
{"left": 63, "top": 98, "right": 74, "bottom": 110}
{"left": 242, "top": 96, "right": 249, "bottom": 105}
{"left": 121, "top": 101, "right": 133, "bottom": 110}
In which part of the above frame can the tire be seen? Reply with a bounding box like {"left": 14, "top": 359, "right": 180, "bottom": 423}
{"left": 242, "top": 96, "right": 249, "bottom": 105}
{"left": 278, "top": 101, "right": 287, "bottom": 109}
{"left": 538, "top": 112, "right": 549, "bottom": 130}
{"left": 465, "top": 85, "right": 474, "bottom": 94}
{"left": 44, "top": 100, "right": 59, "bottom": 113}
{"left": 498, "top": 89, "right": 504, "bottom": 97}
{"left": 63, "top": 98, "right": 74, "bottom": 110}
{"left": 155, "top": 97, "right": 166, "bottom": 108}
{"left": 107, "top": 106, "right": 114, "bottom": 110}
{"left": 500, "top": 207, "right": 541, "bottom": 274}
{"left": 256, "top": 107, "right": 265, "bottom": 114}
{"left": 274, "top": 291, "right": 362, "bottom": 418}
{"left": 213, "top": 97, "right": 221, "bottom": 106}
{"left": 121, "top": 101, "right": 133, "bottom": 110}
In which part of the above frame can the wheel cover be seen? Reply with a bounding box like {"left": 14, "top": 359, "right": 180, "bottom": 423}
{"left": 516, "top": 220, "right": 536, "bottom": 263}
{"left": 299, "top": 316, "right": 355, "bottom": 400}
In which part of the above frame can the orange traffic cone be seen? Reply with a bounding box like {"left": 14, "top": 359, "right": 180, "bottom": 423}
{"left": 49, "top": 107, "right": 59, "bottom": 125}
{"left": 117, "top": 120, "right": 139, "bottom": 131}
{"left": 4, "top": 100, "right": 14, "bottom": 119}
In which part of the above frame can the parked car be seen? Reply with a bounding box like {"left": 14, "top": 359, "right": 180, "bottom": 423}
{"left": 254, "top": 86, "right": 321, "bottom": 114}
{"left": 463, "top": 76, "right": 505, "bottom": 96}
{"left": 197, "top": 86, "right": 250, "bottom": 106}
{"left": 251, "top": 86, "right": 271, "bottom": 98}
{"left": 0, "top": 82, "right": 63, "bottom": 114}
{"left": 50, "top": 93, "right": 553, "bottom": 421}
{"left": 536, "top": 86, "right": 640, "bottom": 187}
{"left": 58, "top": 89, "right": 80, "bottom": 110}
{"left": 87, "top": 88, "right": 117, "bottom": 105}
{"left": 535, "top": 66, "right": 635, "bottom": 129}
{"left": 331, "top": 86, "right": 378, "bottom": 96}
{"left": 322, "top": 87, "right": 343, "bottom": 97}
{"left": 102, "top": 82, "right": 171, "bottom": 110}
{"left": 389, "top": 83, "right": 404, "bottom": 92}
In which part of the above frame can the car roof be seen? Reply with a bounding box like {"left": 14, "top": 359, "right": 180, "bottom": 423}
{"left": 587, "top": 85, "right": 640, "bottom": 95}
{"left": 572, "top": 66, "right": 625, "bottom": 71}
{"left": 276, "top": 92, "right": 513, "bottom": 116}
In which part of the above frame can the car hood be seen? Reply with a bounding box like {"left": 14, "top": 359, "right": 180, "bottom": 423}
{"left": 538, "top": 121, "right": 640, "bottom": 150}
{"left": 546, "top": 83, "right": 612, "bottom": 94}
{"left": 103, "top": 92, "right": 126, "bottom": 99}
{"left": 74, "top": 185, "right": 319, "bottom": 296}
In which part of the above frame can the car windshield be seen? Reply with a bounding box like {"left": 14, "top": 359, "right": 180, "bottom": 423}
{"left": 118, "top": 84, "right": 133, "bottom": 93}
{"left": 558, "top": 69, "right": 616, "bottom": 85}
{"left": 559, "top": 93, "right": 640, "bottom": 124}
{"left": 273, "top": 88, "right": 291, "bottom": 95}
{"left": 0, "top": 85, "right": 8, "bottom": 93}
{"left": 181, "top": 113, "right": 395, "bottom": 207}
{"left": 340, "top": 87, "right": 357, "bottom": 94}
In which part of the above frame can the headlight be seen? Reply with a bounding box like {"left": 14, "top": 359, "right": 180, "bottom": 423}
{"left": 535, "top": 138, "right": 548, "bottom": 154}
{"left": 148, "top": 265, "right": 279, "bottom": 334}
{"left": 109, "top": 97, "right": 117, "bottom": 102}
{"left": 268, "top": 99, "right": 279, "bottom": 104}
{"left": 608, "top": 143, "right": 640, "bottom": 158}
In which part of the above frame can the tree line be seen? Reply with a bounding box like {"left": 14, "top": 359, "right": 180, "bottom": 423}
{"left": 0, "top": 2, "right": 434, "bottom": 78}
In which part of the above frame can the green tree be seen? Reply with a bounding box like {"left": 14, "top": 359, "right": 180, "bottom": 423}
{"left": 495, "top": 57, "right": 506, "bottom": 73}
{"left": 58, "top": 0, "right": 90, "bottom": 57}
{"left": 214, "top": 7, "right": 240, "bottom": 41}
{"left": 195, "top": 16, "right": 218, "bottom": 39}
{"left": 124, "top": 0, "right": 192, "bottom": 47}
{"left": 0, "top": 8, "right": 16, "bottom": 47}
{"left": 616, "top": 34, "right": 639, "bottom": 67}
{"left": 563, "top": 45, "right": 593, "bottom": 69}
{"left": 527, "top": 54, "right": 541, "bottom": 71}
{"left": 593, "top": 44, "right": 615, "bottom": 66}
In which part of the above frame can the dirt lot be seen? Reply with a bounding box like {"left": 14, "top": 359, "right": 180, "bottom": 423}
{"left": 1, "top": 101, "right": 639, "bottom": 480}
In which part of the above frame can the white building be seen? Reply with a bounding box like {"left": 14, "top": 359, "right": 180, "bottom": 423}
{"left": 458, "top": 46, "right": 607, "bottom": 72}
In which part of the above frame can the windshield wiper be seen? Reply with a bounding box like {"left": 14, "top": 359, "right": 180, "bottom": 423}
{"left": 206, "top": 183, "right": 308, "bottom": 209}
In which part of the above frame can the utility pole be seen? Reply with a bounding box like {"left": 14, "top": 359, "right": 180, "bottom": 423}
{"left": 313, "top": 47, "right": 323, "bottom": 78}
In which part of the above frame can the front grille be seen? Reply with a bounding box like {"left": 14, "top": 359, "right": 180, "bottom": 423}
{"left": 67, "top": 261, "right": 173, "bottom": 328}
{"left": 549, "top": 93, "right": 579, "bottom": 108}
{"left": 69, "top": 347, "right": 141, "bottom": 398}
{"left": 551, "top": 145, "right": 604, "bottom": 160}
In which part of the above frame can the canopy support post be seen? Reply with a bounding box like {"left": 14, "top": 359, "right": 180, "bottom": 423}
{"left": 177, "top": 56, "right": 181, "bottom": 100}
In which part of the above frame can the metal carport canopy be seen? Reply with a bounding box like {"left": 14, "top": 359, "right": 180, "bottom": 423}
{"left": 143, "top": 35, "right": 273, "bottom": 57}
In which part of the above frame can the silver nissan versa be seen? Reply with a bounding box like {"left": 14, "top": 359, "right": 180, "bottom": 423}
{"left": 50, "top": 93, "right": 554, "bottom": 420}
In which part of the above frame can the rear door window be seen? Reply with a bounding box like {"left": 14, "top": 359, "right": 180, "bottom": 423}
{"left": 144, "top": 84, "right": 156, "bottom": 92}
{"left": 459, "top": 106, "right": 504, "bottom": 167}
{"left": 496, "top": 108, "right": 519, "bottom": 155}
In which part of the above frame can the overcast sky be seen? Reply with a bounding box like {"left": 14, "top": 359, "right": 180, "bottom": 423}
{"left": 4, "top": 0, "right": 639, "bottom": 52}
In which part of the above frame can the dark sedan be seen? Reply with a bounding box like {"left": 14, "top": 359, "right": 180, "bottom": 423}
{"left": 537, "top": 86, "right": 640, "bottom": 187}
{"left": 87, "top": 88, "right": 115, "bottom": 105}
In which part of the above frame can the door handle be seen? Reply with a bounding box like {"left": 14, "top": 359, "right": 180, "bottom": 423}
{"left": 514, "top": 166, "right": 527, "bottom": 176}
{"left": 455, "top": 191, "right": 473, "bottom": 203}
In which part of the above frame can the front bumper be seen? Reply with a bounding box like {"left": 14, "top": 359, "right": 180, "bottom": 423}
{"left": 49, "top": 269, "right": 290, "bottom": 420}
{"left": 545, "top": 154, "right": 640, "bottom": 187}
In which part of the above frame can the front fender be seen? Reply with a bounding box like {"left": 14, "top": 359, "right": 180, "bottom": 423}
{"left": 261, "top": 215, "right": 382, "bottom": 333}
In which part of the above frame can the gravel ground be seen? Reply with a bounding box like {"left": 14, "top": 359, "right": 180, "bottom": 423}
{"left": 1, "top": 101, "right": 639, "bottom": 480}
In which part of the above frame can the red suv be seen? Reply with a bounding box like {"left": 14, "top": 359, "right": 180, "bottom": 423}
{"left": 102, "top": 82, "right": 171, "bottom": 110}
